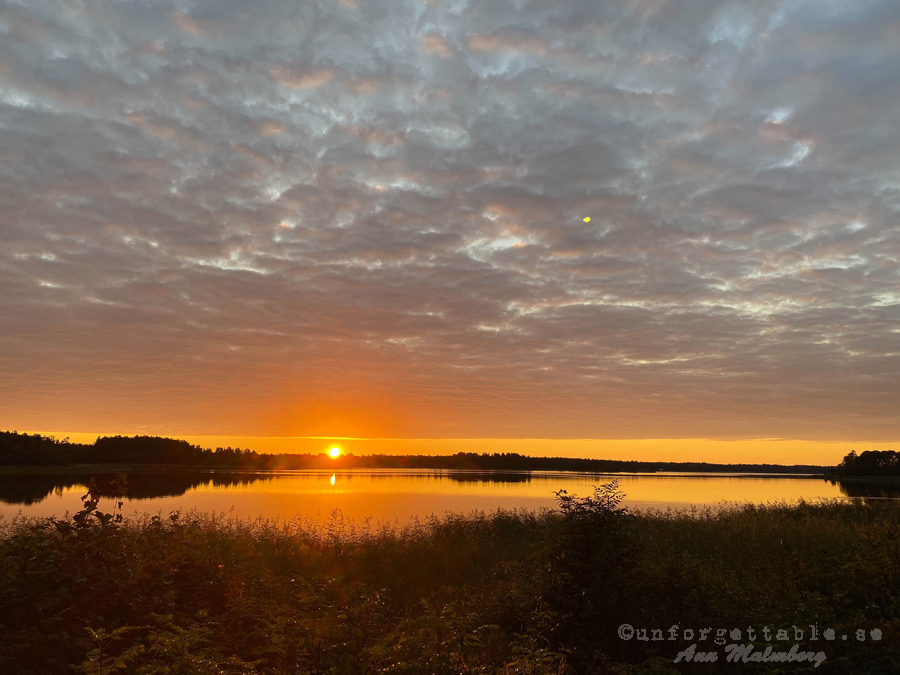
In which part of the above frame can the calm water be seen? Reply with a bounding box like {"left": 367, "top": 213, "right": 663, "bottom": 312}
{"left": 0, "top": 470, "right": 892, "bottom": 526}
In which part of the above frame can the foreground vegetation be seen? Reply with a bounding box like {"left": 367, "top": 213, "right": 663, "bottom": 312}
{"left": 2, "top": 481, "right": 898, "bottom": 675}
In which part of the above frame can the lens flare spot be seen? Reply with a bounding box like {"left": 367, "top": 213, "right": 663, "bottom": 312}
{"left": 583, "top": 216, "right": 591, "bottom": 223}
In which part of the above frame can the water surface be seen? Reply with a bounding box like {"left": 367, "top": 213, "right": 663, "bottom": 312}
{"left": 1, "top": 469, "right": 881, "bottom": 526}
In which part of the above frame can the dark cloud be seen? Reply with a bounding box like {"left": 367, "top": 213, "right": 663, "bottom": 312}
{"left": 0, "top": 0, "right": 898, "bottom": 441}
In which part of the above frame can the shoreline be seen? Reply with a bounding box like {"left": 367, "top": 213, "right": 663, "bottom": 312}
{"left": 0, "top": 463, "right": 831, "bottom": 478}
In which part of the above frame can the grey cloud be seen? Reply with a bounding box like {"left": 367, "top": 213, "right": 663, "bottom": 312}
{"left": 0, "top": 0, "right": 898, "bottom": 439}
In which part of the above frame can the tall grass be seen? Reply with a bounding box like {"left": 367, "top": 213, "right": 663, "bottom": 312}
{"left": 1, "top": 487, "right": 898, "bottom": 674}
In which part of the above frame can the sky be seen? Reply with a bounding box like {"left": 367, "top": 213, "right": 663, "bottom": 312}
{"left": 1, "top": 0, "right": 898, "bottom": 457}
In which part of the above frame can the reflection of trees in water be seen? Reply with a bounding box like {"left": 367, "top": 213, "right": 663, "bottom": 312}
{"left": 0, "top": 469, "right": 627, "bottom": 506}
{"left": 0, "top": 472, "right": 277, "bottom": 505}
{"left": 442, "top": 472, "right": 532, "bottom": 484}
{"left": 0, "top": 474, "right": 79, "bottom": 505}
{"left": 359, "top": 472, "right": 534, "bottom": 484}
{"left": 337, "top": 471, "right": 537, "bottom": 485}
{"left": 829, "top": 479, "right": 900, "bottom": 499}
{"left": 0, "top": 470, "right": 546, "bottom": 505}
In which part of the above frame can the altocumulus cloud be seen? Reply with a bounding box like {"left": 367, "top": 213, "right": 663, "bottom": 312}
{"left": 0, "top": 0, "right": 898, "bottom": 440}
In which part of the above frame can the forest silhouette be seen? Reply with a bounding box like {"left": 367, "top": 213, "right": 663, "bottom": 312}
{"left": 0, "top": 431, "right": 828, "bottom": 474}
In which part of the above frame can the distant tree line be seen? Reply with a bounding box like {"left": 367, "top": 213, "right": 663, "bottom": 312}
{"left": 834, "top": 450, "right": 900, "bottom": 477}
{"left": 0, "top": 431, "right": 77, "bottom": 465}
{"left": 0, "top": 431, "right": 830, "bottom": 474}
{"left": 0, "top": 432, "right": 263, "bottom": 468}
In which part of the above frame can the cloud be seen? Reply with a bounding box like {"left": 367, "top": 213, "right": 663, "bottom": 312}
{"left": 420, "top": 33, "right": 454, "bottom": 59}
{"left": 467, "top": 31, "right": 548, "bottom": 56}
{"left": 270, "top": 66, "right": 334, "bottom": 90}
{"left": 0, "top": 0, "right": 898, "bottom": 442}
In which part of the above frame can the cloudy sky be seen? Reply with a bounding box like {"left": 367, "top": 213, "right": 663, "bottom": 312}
{"left": 1, "top": 0, "right": 898, "bottom": 446}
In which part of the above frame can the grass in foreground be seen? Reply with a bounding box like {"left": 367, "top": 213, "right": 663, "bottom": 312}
{"left": 1, "top": 483, "right": 899, "bottom": 674}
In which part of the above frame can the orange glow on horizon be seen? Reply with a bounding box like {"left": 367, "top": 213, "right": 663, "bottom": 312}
{"left": 20, "top": 431, "right": 900, "bottom": 465}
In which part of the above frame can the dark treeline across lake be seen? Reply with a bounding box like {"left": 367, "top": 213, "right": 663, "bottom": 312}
{"left": 1, "top": 431, "right": 829, "bottom": 473}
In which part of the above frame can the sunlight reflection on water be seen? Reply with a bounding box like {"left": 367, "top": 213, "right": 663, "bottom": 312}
{"left": 0, "top": 469, "right": 865, "bottom": 527}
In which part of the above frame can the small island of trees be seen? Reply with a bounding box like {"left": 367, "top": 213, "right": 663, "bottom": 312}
{"left": 833, "top": 449, "right": 900, "bottom": 477}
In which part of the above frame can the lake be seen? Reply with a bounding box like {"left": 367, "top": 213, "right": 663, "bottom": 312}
{"left": 0, "top": 469, "right": 894, "bottom": 526}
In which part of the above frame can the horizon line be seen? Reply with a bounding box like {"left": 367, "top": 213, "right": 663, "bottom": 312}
{"left": 13, "top": 431, "right": 900, "bottom": 444}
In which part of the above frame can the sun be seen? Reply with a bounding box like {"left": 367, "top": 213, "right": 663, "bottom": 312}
{"left": 328, "top": 446, "right": 341, "bottom": 458}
